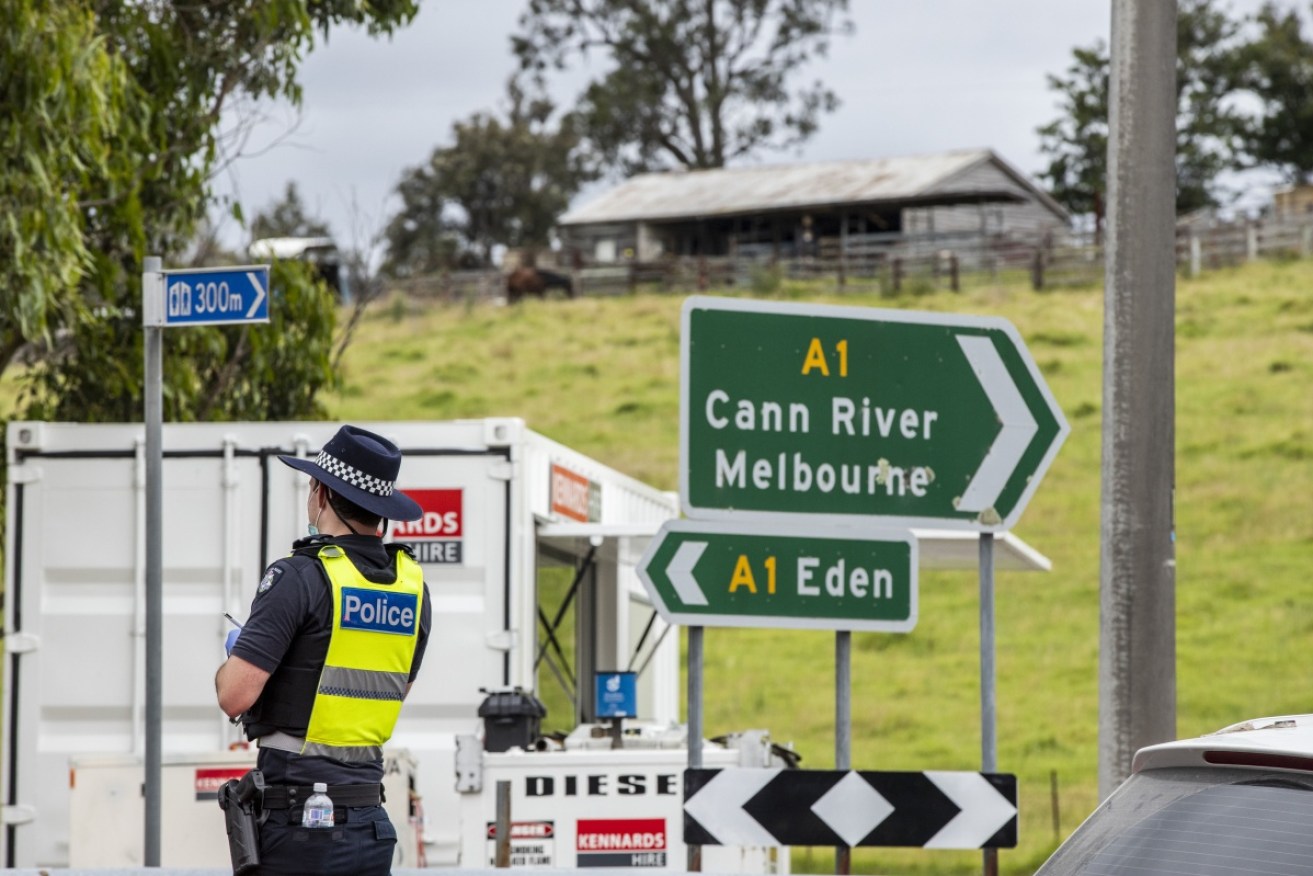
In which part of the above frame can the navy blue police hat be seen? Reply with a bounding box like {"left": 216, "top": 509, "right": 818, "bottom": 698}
{"left": 278, "top": 425, "right": 423, "bottom": 522}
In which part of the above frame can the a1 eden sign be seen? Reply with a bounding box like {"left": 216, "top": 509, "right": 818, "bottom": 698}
{"left": 392, "top": 488, "right": 463, "bottom": 564}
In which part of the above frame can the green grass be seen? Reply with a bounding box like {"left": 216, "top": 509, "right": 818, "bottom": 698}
{"left": 2, "top": 260, "right": 1301, "bottom": 874}
{"left": 322, "top": 262, "right": 1313, "bottom": 874}
{"left": 327, "top": 261, "right": 1313, "bottom": 874}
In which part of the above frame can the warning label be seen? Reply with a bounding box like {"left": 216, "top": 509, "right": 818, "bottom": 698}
{"left": 486, "top": 821, "right": 555, "bottom": 867}
{"left": 576, "top": 818, "right": 666, "bottom": 868}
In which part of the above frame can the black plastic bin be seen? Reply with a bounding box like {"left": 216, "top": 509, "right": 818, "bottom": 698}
{"left": 478, "top": 688, "right": 547, "bottom": 752}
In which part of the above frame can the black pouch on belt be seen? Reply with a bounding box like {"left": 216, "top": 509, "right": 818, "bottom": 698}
{"left": 218, "top": 769, "right": 266, "bottom": 875}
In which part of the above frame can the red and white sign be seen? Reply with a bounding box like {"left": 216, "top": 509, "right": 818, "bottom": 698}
{"left": 194, "top": 767, "right": 248, "bottom": 801}
{"left": 551, "top": 464, "right": 598, "bottom": 523}
{"left": 487, "top": 821, "right": 555, "bottom": 867}
{"left": 392, "top": 489, "right": 464, "bottom": 565}
{"left": 393, "top": 489, "right": 462, "bottom": 538}
{"left": 487, "top": 821, "right": 555, "bottom": 840}
{"left": 576, "top": 818, "right": 666, "bottom": 868}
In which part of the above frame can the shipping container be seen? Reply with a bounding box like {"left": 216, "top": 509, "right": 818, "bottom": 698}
{"left": 1, "top": 419, "right": 690, "bottom": 868}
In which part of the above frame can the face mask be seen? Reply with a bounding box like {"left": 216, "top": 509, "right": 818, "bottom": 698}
{"left": 308, "top": 485, "right": 324, "bottom": 536}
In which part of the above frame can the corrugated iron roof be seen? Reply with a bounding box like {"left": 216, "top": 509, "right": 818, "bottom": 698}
{"left": 560, "top": 149, "right": 1059, "bottom": 226}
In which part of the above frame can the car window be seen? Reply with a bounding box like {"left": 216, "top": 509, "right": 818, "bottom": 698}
{"left": 1037, "top": 767, "right": 1313, "bottom": 875}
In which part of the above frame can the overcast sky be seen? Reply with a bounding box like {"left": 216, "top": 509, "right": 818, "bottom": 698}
{"left": 210, "top": 0, "right": 1293, "bottom": 256}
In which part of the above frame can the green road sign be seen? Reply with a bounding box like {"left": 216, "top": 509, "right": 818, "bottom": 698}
{"left": 680, "top": 296, "right": 1068, "bottom": 532}
{"left": 637, "top": 520, "right": 917, "bottom": 632}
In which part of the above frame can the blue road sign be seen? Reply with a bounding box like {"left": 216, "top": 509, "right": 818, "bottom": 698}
{"left": 159, "top": 265, "right": 270, "bottom": 326}
{"left": 595, "top": 671, "right": 638, "bottom": 718}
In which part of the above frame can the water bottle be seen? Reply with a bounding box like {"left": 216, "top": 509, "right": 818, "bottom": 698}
{"left": 301, "top": 782, "right": 335, "bottom": 829}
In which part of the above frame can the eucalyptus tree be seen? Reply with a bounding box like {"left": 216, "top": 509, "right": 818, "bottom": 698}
{"left": 513, "top": 0, "right": 853, "bottom": 175}
{"left": 3, "top": 0, "right": 417, "bottom": 421}
{"left": 1036, "top": 0, "right": 1247, "bottom": 226}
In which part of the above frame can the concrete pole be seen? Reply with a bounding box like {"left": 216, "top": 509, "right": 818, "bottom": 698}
{"left": 1099, "top": 0, "right": 1177, "bottom": 800}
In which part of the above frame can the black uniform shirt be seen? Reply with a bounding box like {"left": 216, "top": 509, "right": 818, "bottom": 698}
{"left": 230, "top": 533, "right": 432, "bottom": 785}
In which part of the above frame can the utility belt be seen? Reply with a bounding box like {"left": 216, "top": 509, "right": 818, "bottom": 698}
{"left": 260, "top": 782, "right": 385, "bottom": 810}
{"left": 218, "top": 770, "right": 385, "bottom": 874}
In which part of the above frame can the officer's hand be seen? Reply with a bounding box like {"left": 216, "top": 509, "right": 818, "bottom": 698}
{"left": 224, "top": 627, "right": 241, "bottom": 657}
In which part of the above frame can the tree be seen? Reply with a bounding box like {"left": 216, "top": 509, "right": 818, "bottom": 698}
{"left": 381, "top": 162, "right": 466, "bottom": 277}
{"left": 383, "top": 80, "right": 595, "bottom": 274}
{"left": 2, "top": 0, "right": 417, "bottom": 423}
{"left": 1036, "top": 0, "right": 1247, "bottom": 224}
{"left": 0, "top": 1, "right": 127, "bottom": 372}
{"left": 20, "top": 260, "right": 338, "bottom": 422}
{"left": 1035, "top": 44, "right": 1109, "bottom": 225}
{"left": 1236, "top": 3, "right": 1313, "bottom": 184}
{"left": 513, "top": 0, "right": 852, "bottom": 175}
{"left": 250, "top": 181, "right": 333, "bottom": 241}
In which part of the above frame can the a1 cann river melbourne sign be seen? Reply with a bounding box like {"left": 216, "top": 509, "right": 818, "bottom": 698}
{"left": 679, "top": 297, "right": 1068, "bottom": 532}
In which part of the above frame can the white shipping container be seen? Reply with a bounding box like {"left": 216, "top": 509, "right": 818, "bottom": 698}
{"left": 2, "top": 419, "right": 681, "bottom": 868}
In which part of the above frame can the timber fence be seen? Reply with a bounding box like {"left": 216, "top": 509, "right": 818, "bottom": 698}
{"left": 385, "top": 215, "right": 1313, "bottom": 304}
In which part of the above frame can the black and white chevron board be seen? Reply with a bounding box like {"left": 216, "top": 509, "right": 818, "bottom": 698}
{"left": 684, "top": 768, "right": 1017, "bottom": 850}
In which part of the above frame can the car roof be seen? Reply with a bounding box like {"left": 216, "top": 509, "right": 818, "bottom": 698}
{"left": 1133, "top": 714, "right": 1313, "bottom": 774}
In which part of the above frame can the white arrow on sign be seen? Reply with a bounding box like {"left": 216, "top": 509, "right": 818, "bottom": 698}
{"left": 685, "top": 767, "right": 781, "bottom": 846}
{"left": 245, "top": 271, "right": 268, "bottom": 318}
{"left": 955, "top": 335, "right": 1039, "bottom": 514}
{"left": 667, "top": 540, "right": 709, "bottom": 606}
{"left": 922, "top": 771, "right": 1018, "bottom": 849}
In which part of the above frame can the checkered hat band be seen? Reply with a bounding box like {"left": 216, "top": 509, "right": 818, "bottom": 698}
{"left": 315, "top": 450, "right": 395, "bottom": 497}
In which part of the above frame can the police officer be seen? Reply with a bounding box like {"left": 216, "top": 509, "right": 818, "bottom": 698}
{"left": 216, "top": 425, "right": 431, "bottom": 875}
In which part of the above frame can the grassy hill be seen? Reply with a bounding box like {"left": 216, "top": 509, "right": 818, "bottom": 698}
{"left": 331, "top": 262, "right": 1313, "bottom": 875}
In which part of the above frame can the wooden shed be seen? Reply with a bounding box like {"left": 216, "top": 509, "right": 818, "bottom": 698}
{"left": 558, "top": 149, "right": 1069, "bottom": 263}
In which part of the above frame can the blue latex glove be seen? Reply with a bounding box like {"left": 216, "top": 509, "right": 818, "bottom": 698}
{"left": 224, "top": 627, "right": 241, "bottom": 657}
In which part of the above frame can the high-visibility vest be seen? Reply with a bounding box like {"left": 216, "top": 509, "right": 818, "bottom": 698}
{"left": 296, "top": 544, "right": 424, "bottom": 762}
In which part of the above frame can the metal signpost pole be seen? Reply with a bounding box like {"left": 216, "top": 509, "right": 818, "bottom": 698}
{"left": 142, "top": 256, "right": 163, "bottom": 866}
{"left": 688, "top": 625, "right": 704, "bottom": 872}
{"left": 835, "top": 630, "right": 851, "bottom": 876}
{"left": 139, "top": 259, "right": 269, "bottom": 865}
{"left": 980, "top": 533, "right": 997, "bottom": 876}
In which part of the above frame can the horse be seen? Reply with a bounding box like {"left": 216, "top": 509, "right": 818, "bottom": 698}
{"left": 506, "top": 267, "right": 575, "bottom": 304}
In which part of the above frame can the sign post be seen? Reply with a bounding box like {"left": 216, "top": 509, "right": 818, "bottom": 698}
{"left": 140, "top": 259, "right": 270, "bottom": 865}
{"left": 638, "top": 520, "right": 917, "bottom": 632}
{"left": 680, "top": 296, "right": 1068, "bottom": 531}
{"left": 684, "top": 767, "right": 1018, "bottom": 850}
{"left": 672, "top": 295, "right": 1066, "bottom": 876}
